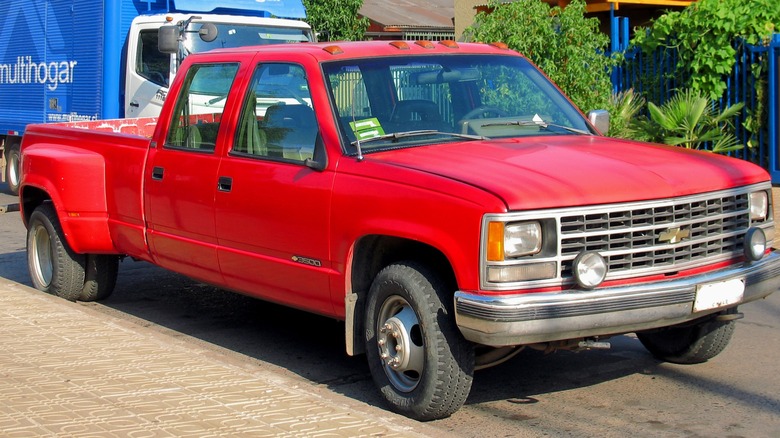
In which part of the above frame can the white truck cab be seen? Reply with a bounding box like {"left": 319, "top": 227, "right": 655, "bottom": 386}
{"left": 125, "top": 13, "right": 313, "bottom": 117}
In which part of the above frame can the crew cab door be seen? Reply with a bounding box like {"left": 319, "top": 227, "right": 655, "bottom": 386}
{"left": 214, "top": 62, "right": 335, "bottom": 315}
{"left": 144, "top": 62, "right": 240, "bottom": 284}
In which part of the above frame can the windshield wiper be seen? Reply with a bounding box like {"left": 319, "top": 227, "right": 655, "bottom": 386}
{"left": 482, "top": 120, "right": 592, "bottom": 135}
{"left": 350, "top": 130, "right": 487, "bottom": 147}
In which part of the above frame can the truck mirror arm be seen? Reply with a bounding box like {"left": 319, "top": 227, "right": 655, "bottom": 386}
{"left": 304, "top": 133, "right": 328, "bottom": 171}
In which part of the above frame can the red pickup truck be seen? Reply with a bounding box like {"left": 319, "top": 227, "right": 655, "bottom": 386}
{"left": 19, "top": 41, "right": 780, "bottom": 420}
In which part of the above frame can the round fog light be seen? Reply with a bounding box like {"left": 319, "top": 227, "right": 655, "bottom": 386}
{"left": 744, "top": 227, "right": 767, "bottom": 262}
{"left": 573, "top": 251, "right": 607, "bottom": 289}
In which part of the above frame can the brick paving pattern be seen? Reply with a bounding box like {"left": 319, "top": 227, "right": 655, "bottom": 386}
{"left": 0, "top": 280, "right": 425, "bottom": 437}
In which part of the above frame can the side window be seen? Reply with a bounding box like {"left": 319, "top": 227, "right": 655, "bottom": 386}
{"left": 136, "top": 30, "right": 170, "bottom": 86}
{"left": 165, "top": 63, "right": 239, "bottom": 151}
{"left": 233, "top": 63, "right": 317, "bottom": 162}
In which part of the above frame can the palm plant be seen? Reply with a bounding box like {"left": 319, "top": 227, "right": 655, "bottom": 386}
{"left": 645, "top": 88, "right": 744, "bottom": 153}
{"left": 606, "top": 88, "right": 650, "bottom": 141}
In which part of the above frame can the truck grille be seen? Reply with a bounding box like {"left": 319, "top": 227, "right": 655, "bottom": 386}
{"left": 559, "top": 192, "right": 751, "bottom": 279}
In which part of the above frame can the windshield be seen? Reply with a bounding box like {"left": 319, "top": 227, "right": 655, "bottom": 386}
{"left": 323, "top": 54, "right": 592, "bottom": 154}
{"left": 185, "top": 23, "right": 312, "bottom": 53}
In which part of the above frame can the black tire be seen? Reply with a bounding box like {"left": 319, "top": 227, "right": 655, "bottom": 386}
{"left": 364, "top": 261, "right": 474, "bottom": 421}
{"left": 637, "top": 311, "right": 737, "bottom": 364}
{"left": 80, "top": 254, "right": 119, "bottom": 301}
{"left": 5, "top": 142, "right": 21, "bottom": 195}
{"left": 27, "top": 203, "right": 85, "bottom": 301}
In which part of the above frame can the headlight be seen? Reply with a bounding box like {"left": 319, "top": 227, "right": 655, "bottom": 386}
{"left": 749, "top": 191, "right": 768, "bottom": 221}
{"left": 505, "top": 222, "right": 542, "bottom": 257}
{"left": 487, "top": 221, "right": 542, "bottom": 261}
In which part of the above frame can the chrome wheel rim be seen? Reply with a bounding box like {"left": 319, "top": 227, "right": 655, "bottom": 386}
{"left": 376, "top": 295, "right": 424, "bottom": 393}
{"left": 30, "top": 224, "right": 53, "bottom": 287}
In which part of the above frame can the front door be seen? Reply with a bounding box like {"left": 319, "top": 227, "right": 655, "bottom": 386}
{"left": 214, "top": 62, "right": 335, "bottom": 315}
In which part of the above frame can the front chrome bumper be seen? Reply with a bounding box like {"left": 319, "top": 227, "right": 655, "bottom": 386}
{"left": 454, "top": 252, "right": 780, "bottom": 346}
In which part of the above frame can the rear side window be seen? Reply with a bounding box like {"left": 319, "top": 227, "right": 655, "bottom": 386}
{"left": 165, "top": 63, "right": 239, "bottom": 151}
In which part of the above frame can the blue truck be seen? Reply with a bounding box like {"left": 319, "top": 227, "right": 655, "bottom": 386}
{"left": 0, "top": 0, "right": 312, "bottom": 195}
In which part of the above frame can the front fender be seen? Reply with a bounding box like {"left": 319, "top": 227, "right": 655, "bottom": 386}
{"left": 21, "top": 143, "right": 115, "bottom": 254}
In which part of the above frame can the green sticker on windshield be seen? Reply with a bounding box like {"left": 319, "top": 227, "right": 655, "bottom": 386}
{"left": 350, "top": 118, "right": 385, "bottom": 141}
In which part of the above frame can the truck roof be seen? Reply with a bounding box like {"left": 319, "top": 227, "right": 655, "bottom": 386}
{"left": 207, "top": 40, "right": 519, "bottom": 61}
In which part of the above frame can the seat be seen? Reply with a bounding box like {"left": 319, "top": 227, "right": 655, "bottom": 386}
{"left": 185, "top": 125, "right": 201, "bottom": 149}
{"left": 389, "top": 100, "right": 446, "bottom": 131}
{"left": 236, "top": 92, "right": 267, "bottom": 156}
{"left": 263, "top": 104, "right": 317, "bottom": 160}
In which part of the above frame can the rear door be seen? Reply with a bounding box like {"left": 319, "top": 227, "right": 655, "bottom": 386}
{"left": 144, "top": 61, "right": 240, "bottom": 284}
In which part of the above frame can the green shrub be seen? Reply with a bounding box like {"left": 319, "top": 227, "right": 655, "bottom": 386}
{"left": 465, "top": 0, "right": 615, "bottom": 113}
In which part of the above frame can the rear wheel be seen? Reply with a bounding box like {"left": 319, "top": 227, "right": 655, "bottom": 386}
{"left": 80, "top": 254, "right": 119, "bottom": 301}
{"left": 637, "top": 310, "right": 738, "bottom": 364}
{"left": 364, "top": 261, "right": 474, "bottom": 421}
{"left": 4, "top": 142, "right": 21, "bottom": 195}
{"left": 27, "top": 203, "right": 85, "bottom": 301}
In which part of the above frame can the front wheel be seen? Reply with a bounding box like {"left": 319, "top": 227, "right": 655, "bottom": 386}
{"left": 637, "top": 310, "right": 737, "bottom": 364}
{"left": 27, "top": 203, "right": 85, "bottom": 301}
{"left": 364, "top": 262, "right": 474, "bottom": 421}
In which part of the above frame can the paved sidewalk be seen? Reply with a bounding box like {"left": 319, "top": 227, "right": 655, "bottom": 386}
{"left": 0, "top": 278, "right": 432, "bottom": 437}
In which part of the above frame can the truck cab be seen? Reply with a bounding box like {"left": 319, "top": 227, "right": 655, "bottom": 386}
{"left": 125, "top": 13, "right": 313, "bottom": 118}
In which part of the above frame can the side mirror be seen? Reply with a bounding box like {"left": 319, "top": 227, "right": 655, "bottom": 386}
{"left": 199, "top": 23, "right": 218, "bottom": 43}
{"left": 587, "top": 109, "right": 610, "bottom": 135}
{"left": 158, "top": 26, "right": 179, "bottom": 54}
{"left": 304, "top": 133, "right": 328, "bottom": 171}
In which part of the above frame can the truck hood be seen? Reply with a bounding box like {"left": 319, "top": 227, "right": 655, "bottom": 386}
{"left": 367, "top": 135, "right": 769, "bottom": 210}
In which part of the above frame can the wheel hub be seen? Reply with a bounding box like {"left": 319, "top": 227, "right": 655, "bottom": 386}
{"left": 378, "top": 318, "right": 412, "bottom": 370}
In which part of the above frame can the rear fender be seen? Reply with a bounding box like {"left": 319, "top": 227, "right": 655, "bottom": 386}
{"left": 21, "top": 144, "right": 114, "bottom": 254}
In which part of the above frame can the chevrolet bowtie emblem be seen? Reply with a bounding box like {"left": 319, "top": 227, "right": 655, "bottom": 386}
{"left": 659, "top": 227, "right": 691, "bottom": 244}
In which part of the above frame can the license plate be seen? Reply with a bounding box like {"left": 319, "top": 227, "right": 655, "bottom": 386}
{"left": 693, "top": 278, "right": 745, "bottom": 312}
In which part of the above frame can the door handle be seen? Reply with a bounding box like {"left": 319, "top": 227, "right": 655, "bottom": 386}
{"left": 151, "top": 166, "right": 164, "bottom": 180}
{"left": 218, "top": 176, "right": 233, "bottom": 192}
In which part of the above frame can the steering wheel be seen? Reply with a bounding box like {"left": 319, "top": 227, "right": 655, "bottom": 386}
{"left": 460, "top": 106, "right": 508, "bottom": 120}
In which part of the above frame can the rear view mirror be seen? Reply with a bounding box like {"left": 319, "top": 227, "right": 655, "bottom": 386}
{"left": 199, "top": 23, "right": 218, "bottom": 43}
{"left": 587, "top": 109, "right": 610, "bottom": 135}
{"left": 158, "top": 26, "right": 179, "bottom": 54}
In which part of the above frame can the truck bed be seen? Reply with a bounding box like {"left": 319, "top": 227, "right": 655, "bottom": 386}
{"left": 21, "top": 118, "right": 159, "bottom": 258}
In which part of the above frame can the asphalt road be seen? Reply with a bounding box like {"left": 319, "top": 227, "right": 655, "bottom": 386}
{"left": 1, "top": 184, "right": 779, "bottom": 437}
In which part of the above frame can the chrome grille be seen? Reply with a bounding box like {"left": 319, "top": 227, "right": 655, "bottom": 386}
{"left": 559, "top": 193, "right": 750, "bottom": 279}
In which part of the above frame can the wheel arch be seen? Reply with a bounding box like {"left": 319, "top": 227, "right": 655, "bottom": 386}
{"left": 20, "top": 144, "right": 115, "bottom": 254}
{"left": 344, "top": 234, "right": 457, "bottom": 356}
